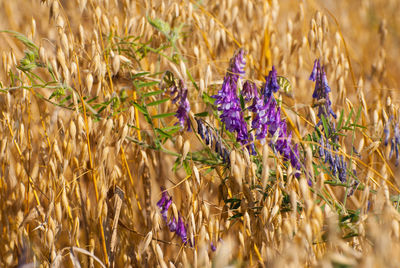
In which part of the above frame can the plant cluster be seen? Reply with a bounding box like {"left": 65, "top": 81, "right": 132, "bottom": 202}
{"left": 1, "top": 0, "right": 400, "bottom": 267}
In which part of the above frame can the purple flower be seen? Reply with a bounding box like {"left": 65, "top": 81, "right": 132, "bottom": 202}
{"left": 156, "top": 188, "right": 190, "bottom": 245}
{"left": 262, "top": 66, "right": 280, "bottom": 100}
{"left": 211, "top": 242, "right": 217, "bottom": 252}
{"left": 318, "top": 134, "right": 348, "bottom": 182}
{"left": 338, "top": 155, "right": 348, "bottom": 183}
{"left": 248, "top": 94, "right": 274, "bottom": 141}
{"left": 290, "top": 144, "right": 301, "bottom": 171}
{"left": 309, "top": 60, "right": 318, "bottom": 81}
{"left": 318, "top": 134, "right": 325, "bottom": 157}
{"left": 242, "top": 80, "right": 258, "bottom": 102}
{"left": 347, "top": 179, "right": 359, "bottom": 197}
{"left": 213, "top": 49, "right": 250, "bottom": 146}
{"left": 167, "top": 80, "right": 191, "bottom": 131}
{"left": 248, "top": 66, "right": 301, "bottom": 174}
{"left": 195, "top": 118, "right": 231, "bottom": 163}
{"left": 383, "top": 116, "right": 400, "bottom": 166}
{"left": 176, "top": 216, "right": 188, "bottom": 244}
{"left": 389, "top": 123, "right": 400, "bottom": 166}
{"left": 384, "top": 116, "right": 392, "bottom": 146}
{"left": 156, "top": 190, "right": 172, "bottom": 222}
{"left": 310, "top": 60, "right": 349, "bottom": 181}
{"left": 168, "top": 217, "right": 177, "bottom": 232}
{"left": 310, "top": 59, "right": 336, "bottom": 122}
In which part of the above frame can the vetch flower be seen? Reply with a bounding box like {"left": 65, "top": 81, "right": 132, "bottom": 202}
{"left": 213, "top": 49, "right": 250, "bottom": 147}
{"left": 156, "top": 188, "right": 191, "bottom": 245}
{"left": 167, "top": 79, "right": 191, "bottom": 131}
{"left": 248, "top": 93, "right": 274, "bottom": 141}
{"left": 384, "top": 116, "right": 392, "bottom": 146}
{"left": 262, "top": 65, "right": 280, "bottom": 101}
{"left": 309, "top": 59, "right": 318, "bottom": 81}
{"left": 175, "top": 216, "right": 188, "bottom": 244}
{"left": 382, "top": 116, "right": 400, "bottom": 166}
{"left": 337, "top": 155, "right": 348, "bottom": 183}
{"left": 156, "top": 190, "right": 172, "bottom": 222}
{"left": 389, "top": 123, "right": 400, "bottom": 166}
{"left": 195, "top": 118, "right": 231, "bottom": 164}
{"left": 309, "top": 59, "right": 336, "bottom": 122}
{"left": 242, "top": 80, "right": 258, "bottom": 102}
{"left": 248, "top": 66, "right": 302, "bottom": 174}
{"left": 211, "top": 242, "right": 217, "bottom": 252}
{"left": 310, "top": 59, "right": 349, "bottom": 182}
{"left": 317, "top": 134, "right": 349, "bottom": 182}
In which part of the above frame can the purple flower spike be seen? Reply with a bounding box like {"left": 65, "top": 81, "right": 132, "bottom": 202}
{"left": 176, "top": 216, "right": 188, "bottom": 244}
{"left": 156, "top": 188, "right": 191, "bottom": 246}
{"left": 310, "top": 59, "right": 336, "bottom": 122}
{"left": 262, "top": 66, "right": 280, "bottom": 100}
{"left": 248, "top": 66, "right": 302, "bottom": 174}
{"left": 167, "top": 80, "right": 191, "bottom": 131}
{"left": 156, "top": 190, "right": 168, "bottom": 208}
{"left": 168, "top": 217, "right": 177, "bottom": 232}
{"left": 157, "top": 190, "right": 172, "bottom": 222}
{"left": 309, "top": 59, "right": 318, "bottom": 81}
{"left": 384, "top": 116, "right": 392, "bottom": 146}
{"left": 213, "top": 49, "right": 251, "bottom": 147}
{"left": 195, "top": 118, "right": 233, "bottom": 163}
{"left": 389, "top": 123, "right": 400, "bottom": 166}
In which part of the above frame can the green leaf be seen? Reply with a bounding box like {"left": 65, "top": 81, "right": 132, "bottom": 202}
{"left": 152, "top": 112, "right": 176, "bottom": 119}
{"left": 337, "top": 109, "right": 344, "bottom": 130}
{"left": 172, "top": 157, "right": 181, "bottom": 172}
{"left": 344, "top": 107, "right": 354, "bottom": 128}
{"left": 195, "top": 112, "right": 208, "bottom": 117}
{"left": 202, "top": 92, "right": 215, "bottom": 105}
{"left": 131, "top": 101, "right": 148, "bottom": 115}
{"left": 142, "top": 90, "right": 164, "bottom": 98}
{"left": 162, "top": 125, "right": 181, "bottom": 131}
{"left": 86, "top": 96, "right": 99, "bottom": 104}
{"left": 239, "top": 94, "right": 245, "bottom": 110}
{"left": 131, "top": 72, "right": 150, "bottom": 79}
{"left": 228, "top": 213, "right": 243, "bottom": 220}
{"left": 96, "top": 105, "right": 107, "bottom": 114}
{"left": 160, "top": 125, "right": 181, "bottom": 136}
{"left": 0, "top": 30, "right": 38, "bottom": 52}
{"left": 134, "top": 81, "right": 159, "bottom": 89}
{"left": 147, "top": 98, "right": 170, "bottom": 106}
{"left": 182, "top": 160, "right": 192, "bottom": 176}
{"left": 320, "top": 115, "right": 330, "bottom": 138}
{"left": 187, "top": 70, "right": 199, "bottom": 91}
{"left": 156, "top": 128, "right": 172, "bottom": 139}
{"left": 120, "top": 89, "right": 128, "bottom": 102}
{"left": 349, "top": 123, "right": 366, "bottom": 129}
